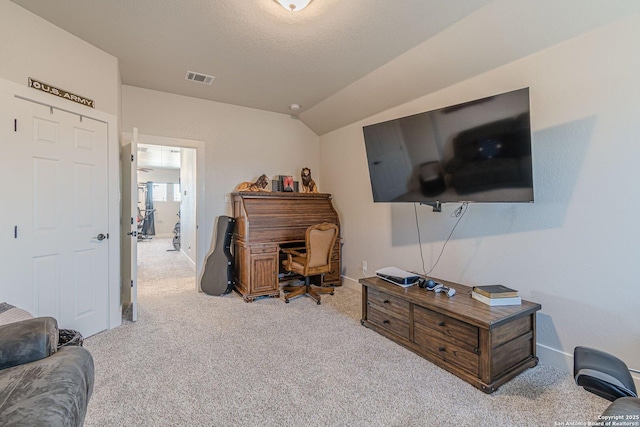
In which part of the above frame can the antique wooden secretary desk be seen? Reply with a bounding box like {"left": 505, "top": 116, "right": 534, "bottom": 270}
{"left": 231, "top": 192, "right": 341, "bottom": 302}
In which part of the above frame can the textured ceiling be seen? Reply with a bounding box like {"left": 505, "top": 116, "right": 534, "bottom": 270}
{"left": 10, "top": 0, "right": 640, "bottom": 135}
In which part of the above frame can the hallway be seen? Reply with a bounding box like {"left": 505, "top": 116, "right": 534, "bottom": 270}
{"left": 134, "top": 237, "right": 196, "bottom": 311}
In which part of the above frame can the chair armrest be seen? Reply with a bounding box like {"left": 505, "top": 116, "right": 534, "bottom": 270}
{"left": 0, "top": 317, "right": 59, "bottom": 370}
{"left": 281, "top": 248, "right": 306, "bottom": 257}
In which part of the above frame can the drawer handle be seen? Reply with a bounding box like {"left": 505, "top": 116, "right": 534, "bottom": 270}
{"left": 383, "top": 320, "right": 390, "bottom": 324}
{"left": 438, "top": 346, "right": 446, "bottom": 352}
{"left": 438, "top": 321, "right": 445, "bottom": 327}
{"left": 383, "top": 300, "right": 390, "bottom": 304}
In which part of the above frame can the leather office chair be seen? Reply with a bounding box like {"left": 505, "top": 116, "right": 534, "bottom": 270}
{"left": 281, "top": 222, "right": 338, "bottom": 304}
{"left": 574, "top": 346, "right": 640, "bottom": 418}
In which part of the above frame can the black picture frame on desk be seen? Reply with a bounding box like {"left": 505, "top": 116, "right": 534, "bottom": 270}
{"left": 273, "top": 176, "right": 299, "bottom": 192}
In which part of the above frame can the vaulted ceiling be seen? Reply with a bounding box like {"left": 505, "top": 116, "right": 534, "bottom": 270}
{"left": 11, "top": 0, "right": 640, "bottom": 135}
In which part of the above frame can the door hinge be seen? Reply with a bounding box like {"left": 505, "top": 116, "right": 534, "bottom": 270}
{"left": 131, "top": 154, "right": 134, "bottom": 162}
{"left": 14, "top": 119, "right": 17, "bottom": 132}
{"left": 131, "top": 217, "right": 134, "bottom": 225}
{"left": 131, "top": 280, "right": 134, "bottom": 288}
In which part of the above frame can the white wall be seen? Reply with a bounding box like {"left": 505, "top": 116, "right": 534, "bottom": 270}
{"left": 0, "top": 0, "right": 122, "bottom": 330}
{"left": 0, "top": 1, "right": 120, "bottom": 117}
{"left": 320, "top": 14, "right": 640, "bottom": 378}
{"left": 122, "top": 86, "right": 320, "bottom": 274}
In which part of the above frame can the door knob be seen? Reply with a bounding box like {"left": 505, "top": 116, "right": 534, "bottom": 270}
{"left": 93, "top": 233, "right": 107, "bottom": 241}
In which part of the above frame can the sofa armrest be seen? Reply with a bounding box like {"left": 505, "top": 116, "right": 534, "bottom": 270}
{"left": 0, "top": 317, "right": 59, "bottom": 370}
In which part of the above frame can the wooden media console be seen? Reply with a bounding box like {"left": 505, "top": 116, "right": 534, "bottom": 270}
{"left": 360, "top": 276, "right": 541, "bottom": 393}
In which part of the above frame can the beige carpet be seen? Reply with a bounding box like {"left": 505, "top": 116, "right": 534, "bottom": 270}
{"left": 83, "top": 238, "right": 608, "bottom": 426}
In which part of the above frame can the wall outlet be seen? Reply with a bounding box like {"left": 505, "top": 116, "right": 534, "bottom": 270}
{"left": 361, "top": 261, "right": 368, "bottom": 274}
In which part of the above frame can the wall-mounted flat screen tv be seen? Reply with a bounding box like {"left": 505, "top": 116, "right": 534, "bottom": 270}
{"left": 363, "top": 87, "right": 533, "bottom": 204}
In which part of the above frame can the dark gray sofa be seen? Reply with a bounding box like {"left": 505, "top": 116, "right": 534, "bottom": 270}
{"left": 0, "top": 317, "right": 94, "bottom": 426}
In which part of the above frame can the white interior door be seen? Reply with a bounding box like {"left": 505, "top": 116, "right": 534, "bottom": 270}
{"left": 121, "top": 129, "right": 138, "bottom": 321}
{"left": 0, "top": 90, "right": 109, "bottom": 337}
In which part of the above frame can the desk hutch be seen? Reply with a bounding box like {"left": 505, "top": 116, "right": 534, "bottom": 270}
{"left": 232, "top": 192, "right": 341, "bottom": 302}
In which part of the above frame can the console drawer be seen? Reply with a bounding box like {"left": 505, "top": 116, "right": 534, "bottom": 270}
{"left": 413, "top": 326, "right": 479, "bottom": 376}
{"left": 413, "top": 305, "right": 479, "bottom": 350}
{"left": 367, "top": 288, "right": 410, "bottom": 318}
{"left": 413, "top": 305, "right": 479, "bottom": 376}
{"left": 367, "top": 306, "right": 410, "bottom": 340}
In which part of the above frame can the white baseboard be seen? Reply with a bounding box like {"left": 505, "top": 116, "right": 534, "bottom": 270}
{"left": 537, "top": 343, "right": 640, "bottom": 391}
{"left": 536, "top": 343, "right": 573, "bottom": 372}
{"left": 341, "top": 275, "right": 361, "bottom": 292}
{"left": 182, "top": 249, "right": 196, "bottom": 271}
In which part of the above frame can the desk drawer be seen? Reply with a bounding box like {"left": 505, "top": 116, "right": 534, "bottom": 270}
{"left": 367, "top": 306, "right": 409, "bottom": 340}
{"left": 250, "top": 245, "right": 278, "bottom": 254}
{"left": 367, "top": 288, "right": 410, "bottom": 318}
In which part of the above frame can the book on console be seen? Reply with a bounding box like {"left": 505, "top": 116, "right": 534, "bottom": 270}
{"left": 471, "top": 291, "right": 521, "bottom": 306}
{"left": 375, "top": 267, "right": 420, "bottom": 287}
{"left": 472, "top": 285, "right": 518, "bottom": 298}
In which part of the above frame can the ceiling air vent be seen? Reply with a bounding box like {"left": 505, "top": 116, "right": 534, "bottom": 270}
{"left": 185, "top": 71, "right": 214, "bottom": 85}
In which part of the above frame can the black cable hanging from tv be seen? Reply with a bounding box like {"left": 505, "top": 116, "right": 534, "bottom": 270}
{"left": 414, "top": 202, "right": 468, "bottom": 277}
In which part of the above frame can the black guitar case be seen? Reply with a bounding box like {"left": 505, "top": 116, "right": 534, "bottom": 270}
{"left": 200, "top": 215, "right": 236, "bottom": 296}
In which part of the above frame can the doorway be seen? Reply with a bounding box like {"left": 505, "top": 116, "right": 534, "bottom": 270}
{"left": 121, "top": 132, "right": 205, "bottom": 319}
{"left": 137, "top": 144, "right": 184, "bottom": 245}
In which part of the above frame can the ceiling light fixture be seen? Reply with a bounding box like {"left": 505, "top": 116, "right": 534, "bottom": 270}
{"left": 274, "top": 0, "right": 313, "bottom": 12}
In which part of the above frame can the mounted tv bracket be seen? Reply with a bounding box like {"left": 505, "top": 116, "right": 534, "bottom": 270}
{"left": 420, "top": 201, "right": 442, "bottom": 212}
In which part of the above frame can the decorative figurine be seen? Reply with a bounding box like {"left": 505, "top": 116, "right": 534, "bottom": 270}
{"left": 235, "top": 174, "right": 270, "bottom": 192}
{"left": 301, "top": 167, "right": 318, "bottom": 193}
